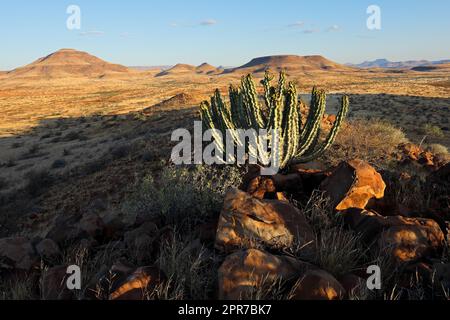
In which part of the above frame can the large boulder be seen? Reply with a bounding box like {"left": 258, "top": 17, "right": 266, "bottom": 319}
{"left": 320, "top": 160, "right": 386, "bottom": 211}
{"left": 218, "top": 249, "right": 310, "bottom": 300}
{"left": 45, "top": 214, "right": 88, "bottom": 245}
{"left": 291, "top": 269, "right": 346, "bottom": 300}
{"left": 215, "top": 188, "right": 315, "bottom": 254}
{"left": 123, "top": 222, "right": 158, "bottom": 263}
{"left": 343, "top": 208, "right": 445, "bottom": 265}
{"left": 379, "top": 223, "right": 444, "bottom": 265}
{"left": 35, "top": 238, "right": 61, "bottom": 260}
{"left": 343, "top": 208, "right": 426, "bottom": 242}
{"left": 0, "top": 237, "right": 39, "bottom": 271}
{"left": 78, "top": 212, "right": 105, "bottom": 239}
{"left": 426, "top": 162, "right": 450, "bottom": 221}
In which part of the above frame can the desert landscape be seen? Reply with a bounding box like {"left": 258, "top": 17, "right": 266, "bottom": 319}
{"left": 0, "top": 47, "right": 449, "bottom": 301}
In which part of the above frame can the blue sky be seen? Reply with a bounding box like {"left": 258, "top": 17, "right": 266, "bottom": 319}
{"left": 1, "top": 0, "right": 449, "bottom": 70}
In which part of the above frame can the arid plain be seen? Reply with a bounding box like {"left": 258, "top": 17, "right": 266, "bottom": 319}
{"left": 0, "top": 49, "right": 448, "bottom": 194}
{"left": 0, "top": 49, "right": 449, "bottom": 300}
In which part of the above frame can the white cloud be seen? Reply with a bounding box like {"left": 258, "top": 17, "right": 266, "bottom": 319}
{"left": 79, "top": 30, "right": 105, "bottom": 37}
{"left": 288, "top": 21, "right": 305, "bottom": 28}
{"left": 200, "top": 19, "right": 217, "bottom": 26}
{"left": 303, "top": 29, "right": 320, "bottom": 34}
{"left": 327, "top": 25, "right": 341, "bottom": 32}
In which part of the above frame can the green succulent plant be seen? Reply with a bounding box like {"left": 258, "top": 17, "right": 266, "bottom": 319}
{"left": 200, "top": 71, "right": 349, "bottom": 170}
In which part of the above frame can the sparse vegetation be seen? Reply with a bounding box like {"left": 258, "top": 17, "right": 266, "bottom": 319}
{"left": 322, "top": 119, "right": 409, "bottom": 168}
{"left": 122, "top": 165, "right": 243, "bottom": 227}
{"left": 426, "top": 143, "right": 449, "bottom": 156}
{"left": 52, "top": 159, "right": 67, "bottom": 169}
{"left": 0, "top": 47, "right": 448, "bottom": 302}
{"left": 420, "top": 124, "right": 445, "bottom": 138}
{"left": 25, "top": 169, "right": 53, "bottom": 196}
{"left": 295, "top": 191, "right": 365, "bottom": 278}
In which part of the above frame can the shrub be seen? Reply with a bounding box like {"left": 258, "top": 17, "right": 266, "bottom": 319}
{"left": 420, "top": 124, "right": 445, "bottom": 138}
{"left": 426, "top": 143, "right": 449, "bottom": 155}
{"left": 0, "top": 177, "right": 8, "bottom": 190}
{"left": 293, "top": 191, "right": 365, "bottom": 278}
{"left": 110, "top": 144, "right": 132, "bottom": 160}
{"left": 156, "top": 231, "right": 219, "bottom": 300}
{"left": 321, "top": 119, "right": 408, "bottom": 168}
{"left": 52, "top": 159, "right": 67, "bottom": 169}
{"left": 25, "top": 169, "right": 53, "bottom": 196}
{"left": 63, "top": 131, "right": 88, "bottom": 142}
{"left": 122, "top": 165, "right": 243, "bottom": 227}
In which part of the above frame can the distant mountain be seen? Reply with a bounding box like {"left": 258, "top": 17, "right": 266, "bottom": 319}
{"left": 156, "top": 63, "right": 196, "bottom": 76}
{"left": 411, "top": 63, "right": 450, "bottom": 72}
{"left": 228, "top": 55, "right": 353, "bottom": 74}
{"left": 349, "top": 58, "right": 450, "bottom": 69}
{"left": 6, "top": 49, "right": 131, "bottom": 78}
{"left": 129, "top": 66, "right": 172, "bottom": 71}
{"left": 195, "top": 63, "right": 222, "bottom": 75}
{"left": 156, "top": 63, "right": 222, "bottom": 76}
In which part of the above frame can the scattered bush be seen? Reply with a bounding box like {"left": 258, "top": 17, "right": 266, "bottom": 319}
{"left": 122, "top": 165, "right": 243, "bottom": 227}
{"left": 5, "top": 159, "right": 16, "bottom": 168}
{"left": 0, "top": 276, "right": 35, "bottom": 300}
{"left": 110, "top": 144, "right": 132, "bottom": 160}
{"left": 321, "top": 119, "right": 408, "bottom": 169}
{"left": 294, "top": 191, "right": 365, "bottom": 278}
{"left": 420, "top": 124, "right": 445, "bottom": 138}
{"left": 426, "top": 143, "right": 449, "bottom": 156}
{"left": 63, "top": 131, "right": 87, "bottom": 142}
{"left": 0, "top": 177, "right": 8, "bottom": 190}
{"left": 10, "top": 142, "right": 23, "bottom": 149}
{"left": 27, "top": 144, "right": 40, "bottom": 155}
{"left": 52, "top": 159, "right": 67, "bottom": 169}
{"left": 25, "top": 169, "right": 53, "bottom": 196}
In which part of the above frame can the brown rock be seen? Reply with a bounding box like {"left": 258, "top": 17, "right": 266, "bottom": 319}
{"left": 344, "top": 208, "right": 446, "bottom": 262}
{"left": 243, "top": 173, "right": 302, "bottom": 200}
{"left": 41, "top": 265, "right": 74, "bottom": 300}
{"left": 418, "top": 151, "right": 434, "bottom": 167}
{"left": 78, "top": 212, "right": 105, "bottom": 239}
{"left": 109, "top": 266, "right": 166, "bottom": 300}
{"left": 218, "top": 249, "right": 310, "bottom": 300}
{"left": 46, "top": 214, "right": 87, "bottom": 244}
{"left": 320, "top": 160, "right": 386, "bottom": 211}
{"left": 124, "top": 222, "right": 158, "bottom": 263}
{"left": 399, "top": 143, "right": 422, "bottom": 161}
{"left": 292, "top": 269, "right": 345, "bottom": 300}
{"left": 379, "top": 222, "right": 444, "bottom": 265}
{"left": 0, "top": 237, "right": 38, "bottom": 271}
{"left": 343, "top": 208, "right": 421, "bottom": 242}
{"left": 35, "top": 238, "right": 61, "bottom": 259}
{"left": 215, "top": 188, "right": 315, "bottom": 254}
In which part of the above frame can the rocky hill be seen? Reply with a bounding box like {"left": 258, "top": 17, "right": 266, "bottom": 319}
{"left": 5, "top": 49, "right": 131, "bottom": 79}
{"left": 229, "top": 55, "right": 353, "bottom": 74}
